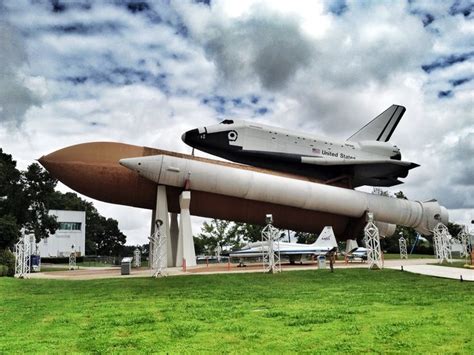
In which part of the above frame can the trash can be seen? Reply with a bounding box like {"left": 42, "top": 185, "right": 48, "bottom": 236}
{"left": 318, "top": 255, "right": 326, "bottom": 269}
{"left": 121, "top": 257, "right": 133, "bottom": 275}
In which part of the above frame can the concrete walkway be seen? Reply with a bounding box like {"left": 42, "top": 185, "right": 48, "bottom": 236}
{"left": 387, "top": 264, "right": 474, "bottom": 281}
{"left": 28, "top": 258, "right": 473, "bottom": 281}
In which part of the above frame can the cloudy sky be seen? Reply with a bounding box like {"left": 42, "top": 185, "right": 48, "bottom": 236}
{"left": 1, "top": 0, "right": 473, "bottom": 244}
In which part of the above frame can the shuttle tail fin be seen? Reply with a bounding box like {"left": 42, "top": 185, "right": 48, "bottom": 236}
{"left": 312, "top": 226, "right": 338, "bottom": 249}
{"left": 347, "top": 105, "right": 406, "bottom": 142}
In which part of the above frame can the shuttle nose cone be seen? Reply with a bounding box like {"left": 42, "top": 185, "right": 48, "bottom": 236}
{"left": 182, "top": 128, "right": 200, "bottom": 147}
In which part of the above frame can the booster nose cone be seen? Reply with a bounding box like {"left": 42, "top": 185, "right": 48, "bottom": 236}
{"left": 119, "top": 157, "right": 142, "bottom": 173}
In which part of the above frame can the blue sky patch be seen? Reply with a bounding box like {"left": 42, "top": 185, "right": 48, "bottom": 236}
{"left": 438, "top": 90, "right": 453, "bottom": 98}
{"left": 450, "top": 77, "right": 472, "bottom": 86}
{"left": 422, "top": 51, "right": 474, "bottom": 73}
{"left": 326, "top": 0, "right": 348, "bottom": 16}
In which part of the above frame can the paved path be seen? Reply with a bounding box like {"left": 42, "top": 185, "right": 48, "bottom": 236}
{"left": 387, "top": 264, "right": 474, "bottom": 281}
{"left": 28, "top": 258, "right": 473, "bottom": 281}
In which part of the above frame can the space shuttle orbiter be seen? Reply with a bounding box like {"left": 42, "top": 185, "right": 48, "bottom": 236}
{"left": 182, "top": 105, "right": 418, "bottom": 187}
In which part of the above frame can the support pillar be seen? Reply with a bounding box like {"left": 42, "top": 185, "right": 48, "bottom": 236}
{"left": 169, "top": 213, "right": 179, "bottom": 267}
{"left": 149, "top": 209, "right": 156, "bottom": 267}
{"left": 155, "top": 186, "right": 170, "bottom": 270}
{"left": 178, "top": 191, "right": 196, "bottom": 267}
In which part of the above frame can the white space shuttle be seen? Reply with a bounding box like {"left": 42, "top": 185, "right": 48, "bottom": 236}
{"left": 182, "top": 105, "right": 418, "bottom": 187}
{"left": 229, "top": 226, "right": 338, "bottom": 264}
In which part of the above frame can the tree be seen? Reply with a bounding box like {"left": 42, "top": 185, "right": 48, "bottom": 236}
{"left": 0, "top": 149, "right": 23, "bottom": 249}
{"left": 22, "top": 163, "right": 59, "bottom": 242}
{"left": 295, "top": 231, "right": 319, "bottom": 244}
{"left": 0, "top": 215, "right": 19, "bottom": 251}
{"left": 0, "top": 150, "right": 58, "bottom": 249}
{"left": 447, "top": 222, "right": 462, "bottom": 238}
{"left": 231, "top": 222, "right": 265, "bottom": 244}
{"left": 194, "top": 219, "right": 237, "bottom": 255}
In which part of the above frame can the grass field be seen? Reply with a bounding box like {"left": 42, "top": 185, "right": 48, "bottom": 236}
{"left": 0, "top": 269, "right": 472, "bottom": 353}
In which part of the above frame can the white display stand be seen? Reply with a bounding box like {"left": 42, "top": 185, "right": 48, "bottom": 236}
{"left": 365, "top": 213, "right": 383, "bottom": 270}
{"left": 261, "top": 214, "right": 281, "bottom": 274}
{"left": 14, "top": 235, "right": 31, "bottom": 278}
{"left": 399, "top": 236, "right": 408, "bottom": 259}
{"left": 150, "top": 220, "right": 167, "bottom": 277}
{"left": 133, "top": 248, "right": 141, "bottom": 268}
{"left": 433, "top": 223, "right": 452, "bottom": 263}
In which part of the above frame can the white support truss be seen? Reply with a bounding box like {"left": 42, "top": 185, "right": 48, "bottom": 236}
{"left": 69, "top": 246, "right": 77, "bottom": 270}
{"left": 261, "top": 215, "right": 281, "bottom": 274}
{"left": 150, "top": 220, "right": 167, "bottom": 277}
{"left": 14, "top": 235, "right": 31, "bottom": 278}
{"left": 399, "top": 236, "right": 408, "bottom": 259}
{"left": 459, "top": 226, "right": 472, "bottom": 259}
{"left": 433, "top": 223, "right": 452, "bottom": 263}
{"left": 365, "top": 213, "right": 383, "bottom": 270}
{"left": 133, "top": 248, "right": 141, "bottom": 268}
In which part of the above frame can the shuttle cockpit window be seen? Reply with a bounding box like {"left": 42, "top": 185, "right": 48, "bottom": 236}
{"left": 220, "top": 120, "right": 234, "bottom": 124}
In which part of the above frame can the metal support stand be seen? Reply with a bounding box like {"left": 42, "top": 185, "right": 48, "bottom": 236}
{"left": 433, "top": 223, "right": 452, "bottom": 263}
{"left": 14, "top": 234, "right": 31, "bottom": 278}
{"left": 134, "top": 248, "right": 141, "bottom": 268}
{"left": 365, "top": 213, "right": 383, "bottom": 270}
{"left": 459, "top": 226, "right": 472, "bottom": 259}
{"left": 69, "top": 245, "right": 77, "bottom": 270}
{"left": 150, "top": 220, "right": 167, "bottom": 277}
{"left": 261, "top": 214, "right": 281, "bottom": 274}
{"left": 399, "top": 236, "right": 408, "bottom": 259}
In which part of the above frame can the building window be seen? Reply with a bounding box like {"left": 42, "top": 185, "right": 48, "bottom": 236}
{"left": 59, "top": 222, "right": 82, "bottom": 231}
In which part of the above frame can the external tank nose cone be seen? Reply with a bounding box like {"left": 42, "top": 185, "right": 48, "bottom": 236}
{"left": 37, "top": 142, "right": 160, "bottom": 209}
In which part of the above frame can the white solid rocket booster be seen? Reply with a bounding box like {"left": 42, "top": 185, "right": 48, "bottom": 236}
{"left": 120, "top": 155, "right": 448, "bottom": 235}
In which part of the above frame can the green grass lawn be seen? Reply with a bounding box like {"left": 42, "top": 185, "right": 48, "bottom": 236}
{"left": 0, "top": 270, "right": 472, "bottom": 353}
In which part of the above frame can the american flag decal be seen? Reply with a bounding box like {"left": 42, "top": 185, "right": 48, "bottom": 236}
{"left": 312, "top": 148, "right": 321, "bottom": 154}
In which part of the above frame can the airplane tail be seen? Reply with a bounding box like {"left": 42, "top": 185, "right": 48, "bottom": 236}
{"left": 347, "top": 105, "right": 406, "bottom": 142}
{"left": 312, "top": 226, "right": 338, "bottom": 249}
{"left": 345, "top": 239, "right": 358, "bottom": 254}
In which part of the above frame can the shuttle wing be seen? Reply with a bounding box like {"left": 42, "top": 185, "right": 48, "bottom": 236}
{"left": 347, "top": 105, "right": 406, "bottom": 142}
{"left": 301, "top": 157, "right": 418, "bottom": 167}
{"left": 301, "top": 158, "right": 419, "bottom": 186}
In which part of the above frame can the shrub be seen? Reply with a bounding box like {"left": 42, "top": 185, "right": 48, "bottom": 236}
{"left": 0, "top": 265, "right": 7, "bottom": 276}
{"left": 0, "top": 249, "right": 16, "bottom": 276}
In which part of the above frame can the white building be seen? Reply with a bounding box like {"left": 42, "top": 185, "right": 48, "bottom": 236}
{"left": 37, "top": 210, "right": 86, "bottom": 257}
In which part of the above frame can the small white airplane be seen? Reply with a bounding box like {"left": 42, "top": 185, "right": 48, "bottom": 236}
{"left": 229, "top": 226, "right": 338, "bottom": 264}
{"left": 182, "top": 105, "right": 418, "bottom": 187}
